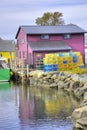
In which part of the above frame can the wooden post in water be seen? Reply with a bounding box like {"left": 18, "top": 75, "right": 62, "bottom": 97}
{"left": 26, "top": 41, "right": 29, "bottom": 79}
{"left": 27, "top": 64, "right": 29, "bottom": 78}
{"left": 10, "top": 51, "right": 12, "bottom": 69}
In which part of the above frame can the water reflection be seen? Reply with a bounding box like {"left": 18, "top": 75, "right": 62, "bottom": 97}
{"left": 18, "top": 84, "right": 80, "bottom": 130}
{"left": 0, "top": 82, "right": 80, "bottom": 130}
{"left": 0, "top": 82, "right": 20, "bottom": 130}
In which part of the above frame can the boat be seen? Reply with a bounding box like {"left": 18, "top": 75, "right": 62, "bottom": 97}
{"left": 0, "top": 57, "right": 10, "bottom": 82}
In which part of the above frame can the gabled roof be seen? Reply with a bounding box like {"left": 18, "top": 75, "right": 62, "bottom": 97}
{"left": 0, "top": 38, "right": 15, "bottom": 52}
{"left": 29, "top": 41, "right": 72, "bottom": 51}
{"left": 16, "top": 24, "right": 86, "bottom": 38}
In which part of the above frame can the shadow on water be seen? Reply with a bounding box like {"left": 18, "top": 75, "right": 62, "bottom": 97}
{"left": 0, "top": 82, "right": 80, "bottom": 130}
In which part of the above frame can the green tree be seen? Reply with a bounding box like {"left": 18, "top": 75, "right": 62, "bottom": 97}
{"left": 35, "top": 12, "right": 64, "bottom": 25}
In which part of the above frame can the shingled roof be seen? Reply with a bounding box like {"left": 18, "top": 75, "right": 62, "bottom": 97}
{"left": 16, "top": 24, "right": 86, "bottom": 38}
{"left": 0, "top": 38, "right": 15, "bottom": 52}
{"left": 29, "top": 41, "right": 72, "bottom": 51}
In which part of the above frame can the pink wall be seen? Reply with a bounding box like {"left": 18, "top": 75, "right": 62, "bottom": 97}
{"left": 27, "top": 33, "right": 84, "bottom": 52}
{"left": 17, "top": 30, "right": 85, "bottom": 66}
{"left": 17, "top": 28, "right": 32, "bottom": 64}
{"left": 27, "top": 35, "right": 61, "bottom": 42}
{"left": 28, "top": 33, "right": 85, "bottom": 65}
{"left": 17, "top": 28, "right": 27, "bottom": 61}
{"left": 64, "top": 34, "right": 84, "bottom": 54}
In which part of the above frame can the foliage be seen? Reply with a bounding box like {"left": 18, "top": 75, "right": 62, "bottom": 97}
{"left": 35, "top": 12, "right": 64, "bottom": 25}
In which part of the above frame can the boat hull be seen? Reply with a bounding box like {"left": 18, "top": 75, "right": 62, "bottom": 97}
{"left": 0, "top": 69, "right": 10, "bottom": 81}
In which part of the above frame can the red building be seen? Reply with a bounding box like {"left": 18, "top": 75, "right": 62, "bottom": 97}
{"left": 15, "top": 24, "right": 86, "bottom": 67}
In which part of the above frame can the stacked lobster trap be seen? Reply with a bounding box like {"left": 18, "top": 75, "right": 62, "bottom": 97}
{"left": 43, "top": 52, "right": 84, "bottom": 72}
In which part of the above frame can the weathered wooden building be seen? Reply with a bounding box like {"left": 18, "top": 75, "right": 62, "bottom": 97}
{"left": 0, "top": 38, "right": 15, "bottom": 62}
{"left": 16, "top": 24, "right": 86, "bottom": 67}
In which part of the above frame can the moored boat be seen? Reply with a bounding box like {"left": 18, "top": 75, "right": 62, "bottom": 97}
{"left": 0, "top": 57, "right": 10, "bottom": 82}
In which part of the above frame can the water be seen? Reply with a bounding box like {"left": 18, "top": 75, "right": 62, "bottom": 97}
{"left": 0, "top": 82, "right": 80, "bottom": 130}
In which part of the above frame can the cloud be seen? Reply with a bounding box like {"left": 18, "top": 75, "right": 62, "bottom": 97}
{"left": 0, "top": 0, "right": 87, "bottom": 39}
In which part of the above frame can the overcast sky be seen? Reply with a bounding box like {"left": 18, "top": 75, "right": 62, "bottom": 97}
{"left": 0, "top": 0, "right": 87, "bottom": 40}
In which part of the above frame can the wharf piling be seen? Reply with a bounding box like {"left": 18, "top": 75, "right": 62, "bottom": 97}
{"left": 10, "top": 67, "right": 31, "bottom": 83}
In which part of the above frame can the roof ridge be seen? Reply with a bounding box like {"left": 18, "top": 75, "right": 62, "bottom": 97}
{"left": 21, "top": 24, "right": 70, "bottom": 27}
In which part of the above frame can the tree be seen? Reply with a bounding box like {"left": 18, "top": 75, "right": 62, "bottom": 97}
{"left": 35, "top": 12, "right": 64, "bottom": 25}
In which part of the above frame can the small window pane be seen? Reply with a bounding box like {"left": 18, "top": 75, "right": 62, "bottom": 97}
{"left": 41, "top": 35, "right": 49, "bottom": 39}
{"left": 20, "top": 38, "right": 24, "bottom": 43}
{"left": 63, "top": 34, "right": 71, "bottom": 39}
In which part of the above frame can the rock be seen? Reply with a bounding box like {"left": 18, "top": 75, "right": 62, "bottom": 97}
{"left": 51, "top": 74, "right": 58, "bottom": 79}
{"left": 69, "top": 81, "right": 80, "bottom": 92}
{"left": 48, "top": 78, "right": 54, "bottom": 83}
{"left": 80, "top": 92, "right": 87, "bottom": 107}
{"left": 76, "top": 117, "right": 87, "bottom": 130}
{"left": 58, "top": 80, "right": 65, "bottom": 89}
{"left": 44, "top": 84, "right": 50, "bottom": 88}
{"left": 84, "top": 92, "right": 87, "bottom": 100}
{"left": 63, "top": 81, "right": 71, "bottom": 91}
{"left": 50, "top": 83, "right": 58, "bottom": 88}
{"left": 54, "top": 78, "right": 59, "bottom": 83}
{"left": 72, "top": 127, "right": 83, "bottom": 130}
{"left": 74, "top": 88, "right": 84, "bottom": 98}
{"left": 43, "top": 80, "right": 49, "bottom": 85}
{"left": 81, "top": 83, "right": 87, "bottom": 91}
{"left": 46, "top": 74, "right": 52, "bottom": 79}
{"left": 29, "top": 70, "right": 44, "bottom": 78}
{"left": 64, "top": 77, "right": 72, "bottom": 83}
{"left": 71, "top": 106, "right": 87, "bottom": 128}
{"left": 79, "top": 77, "right": 87, "bottom": 84}
{"left": 80, "top": 100, "right": 87, "bottom": 107}
{"left": 71, "top": 74, "right": 80, "bottom": 82}
{"left": 77, "top": 117, "right": 87, "bottom": 126}
{"left": 57, "top": 72, "right": 65, "bottom": 80}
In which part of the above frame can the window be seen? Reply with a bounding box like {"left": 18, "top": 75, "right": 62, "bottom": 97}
{"left": 20, "top": 38, "right": 24, "bottom": 43}
{"left": 41, "top": 34, "right": 49, "bottom": 39}
{"left": 63, "top": 34, "right": 71, "bottom": 39}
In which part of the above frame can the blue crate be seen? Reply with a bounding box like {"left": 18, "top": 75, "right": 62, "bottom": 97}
{"left": 44, "top": 65, "right": 53, "bottom": 72}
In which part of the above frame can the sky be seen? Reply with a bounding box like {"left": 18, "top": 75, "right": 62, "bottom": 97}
{"left": 0, "top": 0, "right": 87, "bottom": 40}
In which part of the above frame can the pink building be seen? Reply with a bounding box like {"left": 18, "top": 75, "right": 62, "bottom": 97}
{"left": 15, "top": 24, "right": 86, "bottom": 68}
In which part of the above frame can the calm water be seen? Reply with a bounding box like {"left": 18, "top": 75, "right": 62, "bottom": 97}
{"left": 0, "top": 82, "right": 80, "bottom": 130}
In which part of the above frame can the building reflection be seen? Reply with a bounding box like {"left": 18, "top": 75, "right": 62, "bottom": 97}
{"left": 19, "top": 85, "right": 34, "bottom": 124}
{"left": 18, "top": 85, "right": 80, "bottom": 125}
